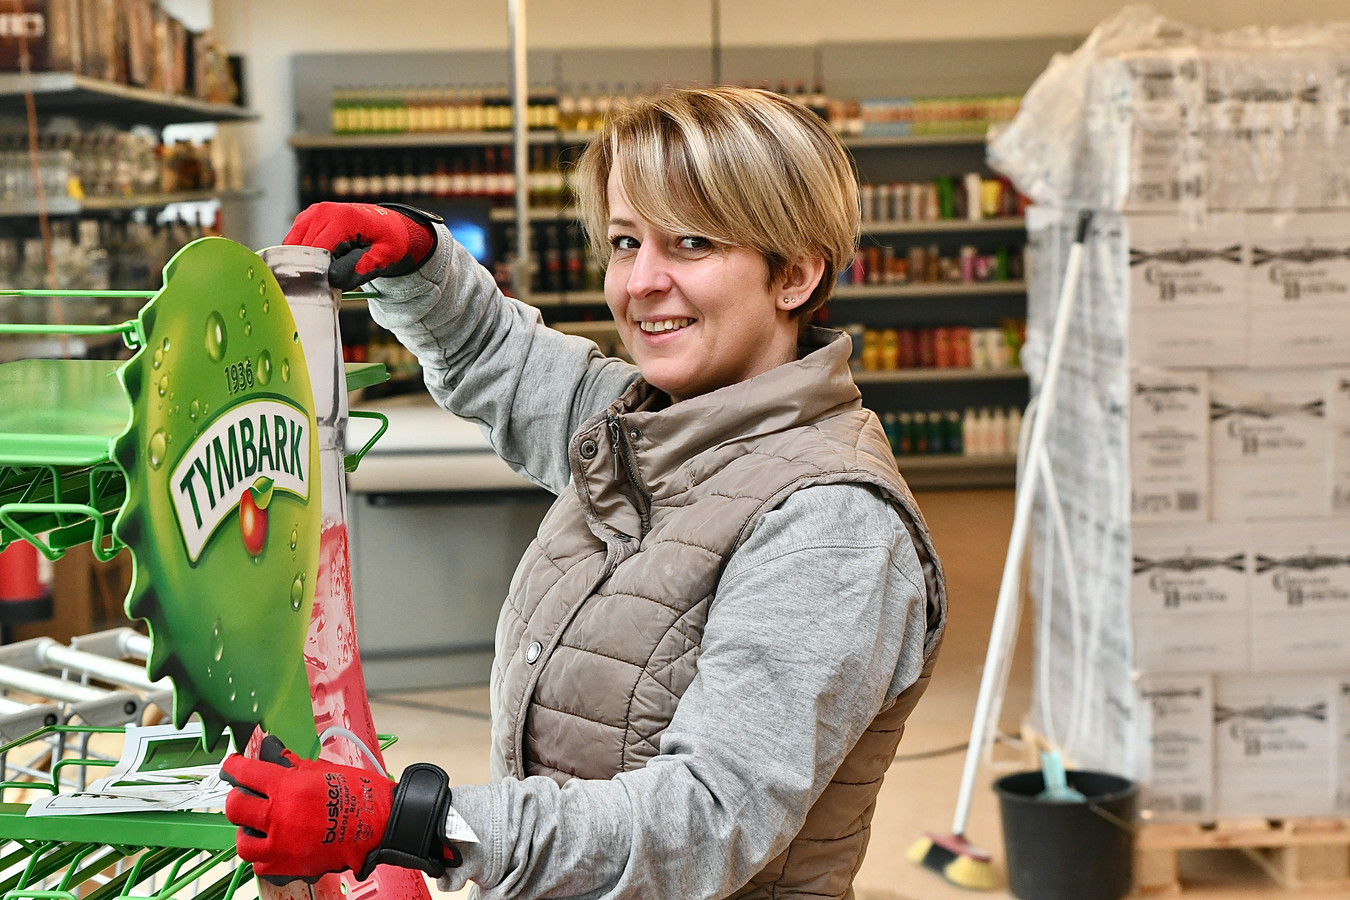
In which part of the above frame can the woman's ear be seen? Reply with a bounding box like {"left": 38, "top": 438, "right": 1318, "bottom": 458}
{"left": 775, "top": 256, "right": 827, "bottom": 312}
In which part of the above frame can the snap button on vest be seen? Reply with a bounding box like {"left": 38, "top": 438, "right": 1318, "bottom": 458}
{"left": 579, "top": 439, "right": 598, "bottom": 459}
{"left": 525, "top": 641, "right": 542, "bottom": 664}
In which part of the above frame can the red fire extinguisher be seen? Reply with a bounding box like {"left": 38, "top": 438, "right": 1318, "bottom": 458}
{"left": 0, "top": 541, "right": 54, "bottom": 628}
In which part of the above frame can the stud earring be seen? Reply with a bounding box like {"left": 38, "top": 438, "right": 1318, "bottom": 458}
{"left": 784, "top": 295, "right": 803, "bottom": 306}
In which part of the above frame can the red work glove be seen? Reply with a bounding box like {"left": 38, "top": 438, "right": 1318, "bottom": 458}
{"left": 222, "top": 735, "right": 461, "bottom": 884}
{"left": 284, "top": 202, "right": 441, "bottom": 290}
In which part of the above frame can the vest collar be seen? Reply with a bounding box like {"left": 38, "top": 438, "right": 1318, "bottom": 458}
{"left": 568, "top": 327, "right": 862, "bottom": 522}
{"left": 632, "top": 324, "right": 856, "bottom": 438}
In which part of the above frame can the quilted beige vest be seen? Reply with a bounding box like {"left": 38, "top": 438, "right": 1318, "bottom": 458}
{"left": 490, "top": 330, "right": 946, "bottom": 899}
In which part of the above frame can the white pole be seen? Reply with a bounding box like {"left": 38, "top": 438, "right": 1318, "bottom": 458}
{"left": 508, "top": 0, "right": 531, "bottom": 302}
{"left": 949, "top": 209, "right": 1093, "bottom": 837}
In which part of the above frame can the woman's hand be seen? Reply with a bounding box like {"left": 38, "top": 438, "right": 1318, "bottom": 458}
{"left": 284, "top": 202, "right": 440, "bottom": 290}
{"left": 222, "top": 735, "right": 461, "bottom": 884}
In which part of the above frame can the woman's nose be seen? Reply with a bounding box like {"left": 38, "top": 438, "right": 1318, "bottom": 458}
{"left": 625, "top": 243, "right": 673, "bottom": 296}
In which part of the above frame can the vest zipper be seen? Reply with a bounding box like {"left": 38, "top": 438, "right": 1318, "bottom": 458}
{"left": 606, "top": 412, "right": 652, "bottom": 535}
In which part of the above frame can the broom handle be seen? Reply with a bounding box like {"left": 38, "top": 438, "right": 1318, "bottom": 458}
{"left": 949, "top": 209, "right": 1093, "bottom": 836}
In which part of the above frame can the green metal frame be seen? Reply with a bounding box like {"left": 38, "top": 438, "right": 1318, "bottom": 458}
{"left": 0, "top": 303, "right": 388, "bottom": 560}
{"left": 0, "top": 726, "right": 243, "bottom": 900}
{"left": 0, "top": 726, "right": 399, "bottom": 900}
{"left": 0, "top": 284, "right": 395, "bottom": 897}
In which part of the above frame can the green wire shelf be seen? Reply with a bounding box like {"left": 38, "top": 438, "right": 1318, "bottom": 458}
{"left": 0, "top": 726, "right": 247, "bottom": 900}
{"left": 0, "top": 359, "right": 388, "bottom": 559}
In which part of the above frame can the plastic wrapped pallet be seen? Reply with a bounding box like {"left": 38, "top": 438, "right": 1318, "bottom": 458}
{"left": 992, "top": 6, "right": 1350, "bottom": 822}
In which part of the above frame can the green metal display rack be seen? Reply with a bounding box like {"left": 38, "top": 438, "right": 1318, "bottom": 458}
{"left": 0, "top": 261, "right": 391, "bottom": 899}
{"left": 0, "top": 725, "right": 246, "bottom": 900}
{"left": 0, "top": 348, "right": 387, "bottom": 562}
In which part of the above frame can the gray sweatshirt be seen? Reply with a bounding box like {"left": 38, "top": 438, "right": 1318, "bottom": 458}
{"left": 365, "top": 231, "right": 930, "bottom": 900}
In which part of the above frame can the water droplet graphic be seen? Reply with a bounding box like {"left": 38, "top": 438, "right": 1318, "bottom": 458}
{"left": 256, "top": 350, "right": 272, "bottom": 385}
{"left": 238, "top": 304, "right": 247, "bottom": 320}
{"left": 246, "top": 267, "right": 254, "bottom": 280}
{"left": 152, "top": 347, "right": 163, "bottom": 369}
{"left": 157, "top": 374, "right": 168, "bottom": 397}
{"left": 244, "top": 321, "right": 252, "bottom": 336}
{"left": 162, "top": 337, "right": 170, "bottom": 351}
{"left": 281, "top": 359, "right": 291, "bottom": 382}
{"left": 212, "top": 619, "right": 224, "bottom": 662}
{"left": 148, "top": 430, "right": 167, "bottom": 469}
{"left": 289, "top": 528, "right": 297, "bottom": 551}
{"left": 205, "top": 311, "right": 227, "bottom": 361}
{"left": 189, "top": 399, "right": 200, "bottom": 420}
{"left": 263, "top": 299, "right": 270, "bottom": 313}
{"left": 258, "top": 283, "right": 266, "bottom": 296}
{"left": 291, "top": 573, "right": 307, "bottom": 611}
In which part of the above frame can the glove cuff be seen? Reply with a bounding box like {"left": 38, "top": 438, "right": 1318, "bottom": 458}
{"left": 377, "top": 203, "right": 442, "bottom": 270}
{"left": 358, "top": 763, "right": 459, "bottom": 880}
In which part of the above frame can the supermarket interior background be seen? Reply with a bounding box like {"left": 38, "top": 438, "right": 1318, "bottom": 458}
{"left": 4, "top": 0, "right": 1350, "bottom": 898}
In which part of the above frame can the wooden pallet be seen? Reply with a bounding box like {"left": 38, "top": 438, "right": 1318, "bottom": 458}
{"left": 1135, "top": 818, "right": 1350, "bottom": 894}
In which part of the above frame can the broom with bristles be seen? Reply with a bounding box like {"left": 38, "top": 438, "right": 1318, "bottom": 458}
{"left": 908, "top": 210, "right": 1094, "bottom": 891}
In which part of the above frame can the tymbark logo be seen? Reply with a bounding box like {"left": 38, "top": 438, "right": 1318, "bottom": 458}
{"left": 169, "top": 399, "right": 310, "bottom": 561}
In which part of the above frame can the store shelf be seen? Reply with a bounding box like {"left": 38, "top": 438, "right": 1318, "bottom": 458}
{"left": 842, "top": 132, "right": 989, "bottom": 150}
{"left": 0, "top": 189, "right": 260, "bottom": 218}
{"left": 863, "top": 216, "right": 1025, "bottom": 236}
{"left": 289, "top": 130, "right": 562, "bottom": 150}
{"left": 489, "top": 205, "right": 577, "bottom": 222}
{"left": 895, "top": 453, "right": 1018, "bottom": 489}
{"left": 0, "top": 72, "right": 255, "bottom": 127}
{"left": 833, "top": 280, "right": 1026, "bottom": 301}
{"left": 555, "top": 131, "right": 993, "bottom": 151}
{"left": 351, "top": 283, "right": 1027, "bottom": 309}
{"left": 853, "top": 367, "right": 1025, "bottom": 385}
{"left": 527, "top": 291, "right": 608, "bottom": 308}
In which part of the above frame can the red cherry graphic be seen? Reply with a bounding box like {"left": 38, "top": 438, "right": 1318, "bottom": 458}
{"left": 239, "top": 488, "right": 268, "bottom": 557}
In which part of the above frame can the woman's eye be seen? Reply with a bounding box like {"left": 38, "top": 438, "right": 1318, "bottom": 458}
{"left": 677, "top": 236, "right": 711, "bottom": 251}
{"left": 609, "top": 235, "right": 638, "bottom": 251}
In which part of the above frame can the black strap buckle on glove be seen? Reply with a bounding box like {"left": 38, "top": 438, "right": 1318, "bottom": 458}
{"left": 356, "top": 762, "right": 462, "bottom": 880}
{"left": 377, "top": 203, "right": 444, "bottom": 230}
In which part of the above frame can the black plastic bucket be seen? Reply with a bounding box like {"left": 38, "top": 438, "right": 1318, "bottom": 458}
{"left": 994, "top": 769, "right": 1137, "bottom": 900}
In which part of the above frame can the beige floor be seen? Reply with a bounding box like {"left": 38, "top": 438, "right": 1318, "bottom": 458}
{"left": 368, "top": 488, "right": 1345, "bottom": 899}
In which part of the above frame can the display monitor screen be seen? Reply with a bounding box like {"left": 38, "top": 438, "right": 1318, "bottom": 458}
{"left": 421, "top": 200, "right": 493, "bottom": 265}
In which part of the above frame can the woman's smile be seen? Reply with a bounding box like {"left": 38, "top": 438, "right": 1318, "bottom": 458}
{"left": 638, "top": 317, "right": 697, "bottom": 335}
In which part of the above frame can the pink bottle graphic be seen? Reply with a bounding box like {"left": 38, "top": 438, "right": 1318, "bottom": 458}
{"left": 259, "top": 246, "right": 431, "bottom": 900}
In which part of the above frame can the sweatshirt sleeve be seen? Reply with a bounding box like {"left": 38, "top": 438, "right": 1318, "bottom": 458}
{"left": 436, "top": 483, "right": 930, "bottom": 900}
{"left": 363, "top": 227, "right": 640, "bottom": 493}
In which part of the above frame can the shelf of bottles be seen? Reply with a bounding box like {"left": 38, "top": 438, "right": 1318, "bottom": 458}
{"left": 843, "top": 321, "right": 1025, "bottom": 381}
{"left": 0, "top": 127, "right": 249, "bottom": 217}
{"left": 317, "top": 82, "right": 1019, "bottom": 141}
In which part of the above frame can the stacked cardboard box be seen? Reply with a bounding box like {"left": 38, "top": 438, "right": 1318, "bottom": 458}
{"left": 997, "top": 10, "right": 1350, "bottom": 821}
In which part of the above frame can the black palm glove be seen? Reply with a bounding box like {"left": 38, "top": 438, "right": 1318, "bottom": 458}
{"left": 284, "top": 202, "right": 442, "bottom": 290}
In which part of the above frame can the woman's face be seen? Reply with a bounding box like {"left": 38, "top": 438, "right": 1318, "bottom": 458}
{"left": 603, "top": 171, "right": 801, "bottom": 402}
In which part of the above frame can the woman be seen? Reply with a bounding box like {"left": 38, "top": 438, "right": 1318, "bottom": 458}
{"left": 223, "top": 86, "right": 946, "bottom": 900}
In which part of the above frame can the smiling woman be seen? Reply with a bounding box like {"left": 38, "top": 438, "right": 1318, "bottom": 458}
{"left": 236, "top": 85, "right": 947, "bottom": 900}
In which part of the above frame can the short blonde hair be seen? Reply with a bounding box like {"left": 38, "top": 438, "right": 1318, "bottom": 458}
{"left": 573, "top": 86, "right": 860, "bottom": 321}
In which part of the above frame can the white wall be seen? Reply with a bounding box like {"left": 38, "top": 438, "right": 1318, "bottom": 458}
{"left": 212, "top": 0, "right": 1350, "bottom": 246}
